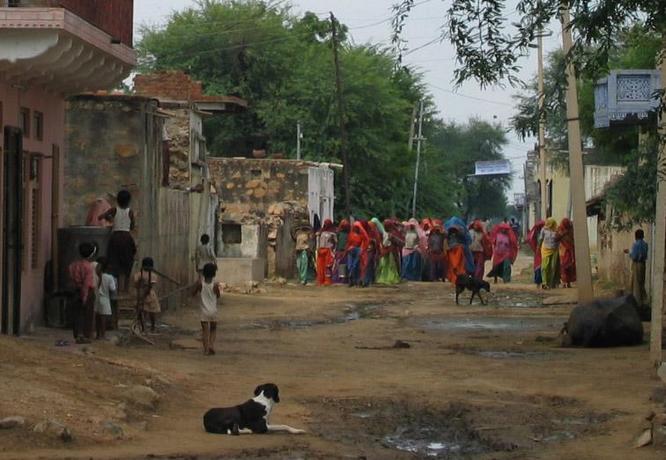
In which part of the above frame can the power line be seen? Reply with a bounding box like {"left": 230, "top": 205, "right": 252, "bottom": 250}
{"left": 429, "top": 83, "right": 515, "bottom": 107}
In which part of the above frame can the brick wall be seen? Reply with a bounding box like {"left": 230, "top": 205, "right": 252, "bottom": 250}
{"left": 134, "top": 71, "right": 206, "bottom": 101}
{"left": 51, "top": 0, "right": 134, "bottom": 47}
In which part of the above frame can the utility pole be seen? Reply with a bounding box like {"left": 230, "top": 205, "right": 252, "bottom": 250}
{"left": 296, "top": 122, "right": 302, "bottom": 160}
{"left": 560, "top": 4, "right": 594, "bottom": 303}
{"left": 411, "top": 100, "right": 424, "bottom": 218}
{"left": 650, "top": 35, "right": 666, "bottom": 364}
{"left": 330, "top": 12, "right": 351, "bottom": 215}
{"left": 537, "top": 32, "right": 548, "bottom": 220}
{"left": 408, "top": 103, "right": 417, "bottom": 151}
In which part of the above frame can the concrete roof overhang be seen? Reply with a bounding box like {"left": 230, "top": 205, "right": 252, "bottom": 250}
{"left": 0, "top": 7, "right": 136, "bottom": 95}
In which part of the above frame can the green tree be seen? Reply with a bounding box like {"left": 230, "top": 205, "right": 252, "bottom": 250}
{"left": 508, "top": 24, "right": 661, "bottom": 221}
{"left": 138, "top": 1, "right": 512, "bottom": 218}
{"left": 425, "top": 119, "right": 511, "bottom": 220}
{"left": 393, "top": 1, "right": 664, "bottom": 88}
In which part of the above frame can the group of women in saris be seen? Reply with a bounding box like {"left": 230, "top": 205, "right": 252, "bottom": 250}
{"left": 297, "top": 216, "right": 521, "bottom": 287}
{"left": 527, "top": 217, "right": 576, "bottom": 289}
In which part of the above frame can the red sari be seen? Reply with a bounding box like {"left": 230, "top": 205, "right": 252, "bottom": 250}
{"left": 316, "top": 220, "right": 336, "bottom": 285}
{"left": 557, "top": 218, "right": 576, "bottom": 284}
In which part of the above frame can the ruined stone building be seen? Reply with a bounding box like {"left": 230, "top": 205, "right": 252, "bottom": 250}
{"left": 63, "top": 72, "right": 246, "bottom": 292}
{"left": 208, "top": 158, "right": 338, "bottom": 283}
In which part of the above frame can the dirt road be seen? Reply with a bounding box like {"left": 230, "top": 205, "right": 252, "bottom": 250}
{"left": 1, "top": 266, "right": 664, "bottom": 459}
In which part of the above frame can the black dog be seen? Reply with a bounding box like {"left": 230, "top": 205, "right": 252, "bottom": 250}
{"left": 203, "top": 383, "right": 305, "bottom": 435}
{"left": 455, "top": 274, "right": 491, "bottom": 305}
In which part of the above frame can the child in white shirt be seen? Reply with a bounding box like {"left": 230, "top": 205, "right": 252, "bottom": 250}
{"left": 94, "top": 257, "right": 117, "bottom": 340}
{"left": 193, "top": 263, "right": 222, "bottom": 355}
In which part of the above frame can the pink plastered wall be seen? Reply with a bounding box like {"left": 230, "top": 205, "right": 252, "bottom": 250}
{"left": 0, "top": 82, "right": 65, "bottom": 331}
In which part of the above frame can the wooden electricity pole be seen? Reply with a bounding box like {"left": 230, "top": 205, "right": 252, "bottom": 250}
{"left": 560, "top": 4, "right": 594, "bottom": 303}
{"left": 411, "top": 100, "right": 424, "bottom": 217}
{"left": 537, "top": 32, "right": 548, "bottom": 220}
{"left": 330, "top": 12, "right": 351, "bottom": 215}
{"left": 650, "top": 35, "right": 666, "bottom": 364}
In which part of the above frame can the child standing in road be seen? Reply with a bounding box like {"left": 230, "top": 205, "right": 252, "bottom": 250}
{"left": 195, "top": 234, "right": 217, "bottom": 275}
{"left": 133, "top": 257, "right": 160, "bottom": 333}
{"left": 193, "top": 263, "right": 222, "bottom": 355}
{"left": 94, "top": 257, "right": 117, "bottom": 340}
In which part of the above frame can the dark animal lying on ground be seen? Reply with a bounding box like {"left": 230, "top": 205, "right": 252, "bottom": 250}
{"left": 203, "top": 383, "right": 305, "bottom": 435}
{"left": 560, "top": 295, "right": 643, "bottom": 347}
{"left": 455, "top": 275, "right": 491, "bottom": 305}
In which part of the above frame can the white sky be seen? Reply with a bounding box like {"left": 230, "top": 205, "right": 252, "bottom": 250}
{"left": 133, "top": 0, "right": 565, "bottom": 200}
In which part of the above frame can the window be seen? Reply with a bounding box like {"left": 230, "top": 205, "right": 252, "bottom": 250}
{"left": 19, "top": 107, "right": 30, "bottom": 138}
{"left": 221, "top": 224, "right": 242, "bottom": 244}
{"left": 33, "top": 111, "right": 43, "bottom": 141}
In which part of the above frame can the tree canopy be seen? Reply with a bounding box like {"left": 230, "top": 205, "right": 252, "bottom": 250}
{"left": 392, "top": 0, "right": 665, "bottom": 88}
{"left": 508, "top": 24, "right": 661, "bottom": 223}
{"left": 137, "top": 0, "right": 511, "bottom": 219}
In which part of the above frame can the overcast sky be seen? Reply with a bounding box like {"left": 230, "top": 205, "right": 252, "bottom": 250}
{"left": 133, "top": 0, "right": 565, "bottom": 199}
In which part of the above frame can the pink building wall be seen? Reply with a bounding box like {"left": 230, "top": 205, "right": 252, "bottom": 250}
{"left": 0, "top": 82, "right": 64, "bottom": 331}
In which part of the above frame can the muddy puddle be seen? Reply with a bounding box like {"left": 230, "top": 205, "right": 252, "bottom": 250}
{"left": 488, "top": 291, "right": 545, "bottom": 308}
{"left": 413, "top": 316, "right": 563, "bottom": 334}
{"left": 311, "top": 396, "right": 612, "bottom": 458}
{"left": 241, "top": 303, "right": 384, "bottom": 330}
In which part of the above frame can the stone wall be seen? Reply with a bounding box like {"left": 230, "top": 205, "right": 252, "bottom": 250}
{"left": 207, "top": 158, "right": 312, "bottom": 222}
{"left": 164, "top": 108, "right": 191, "bottom": 188}
{"left": 65, "top": 95, "right": 193, "bottom": 287}
{"left": 65, "top": 95, "right": 156, "bottom": 227}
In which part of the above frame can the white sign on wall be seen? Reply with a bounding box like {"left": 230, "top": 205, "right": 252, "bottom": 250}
{"left": 474, "top": 160, "right": 511, "bottom": 176}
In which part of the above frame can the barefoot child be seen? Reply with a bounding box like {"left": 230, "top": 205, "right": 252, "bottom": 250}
{"left": 133, "top": 257, "right": 160, "bottom": 333}
{"left": 195, "top": 234, "right": 217, "bottom": 275}
{"left": 193, "top": 263, "right": 222, "bottom": 355}
{"left": 94, "top": 257, "right": 117, "bottom": 340}
{"left": 99, "top": 189, "right": 136, "bottom": 292}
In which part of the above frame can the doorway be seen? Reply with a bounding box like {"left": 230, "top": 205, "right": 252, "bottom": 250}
{"left": 2, "top": 126, "right": 23, "bottom": 335}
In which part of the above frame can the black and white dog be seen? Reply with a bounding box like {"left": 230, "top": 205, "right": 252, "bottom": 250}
{"left": 455, "top": 274, "right": 491, "bottom": 305}
{"left": 203, "top": 383, "right": 305, "bottom": 435}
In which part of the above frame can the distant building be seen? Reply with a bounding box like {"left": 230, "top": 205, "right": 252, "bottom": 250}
{"left": 207, "top": 158, "right": 339, "bottom": 282}
{"left": 0, "top": 0, "right": 135, "bottom": 334}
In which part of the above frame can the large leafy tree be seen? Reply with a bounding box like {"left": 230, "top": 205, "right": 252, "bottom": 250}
{"left": 426, "top": 119, "right": 511, "bottom": 220}
{"left": 138, "top": 0, "right": 511, "bottom": 218}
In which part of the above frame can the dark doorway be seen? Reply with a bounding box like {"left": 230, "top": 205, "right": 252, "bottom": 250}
{"left": 2, "top": 126, "right": 23, "bottom": 335}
